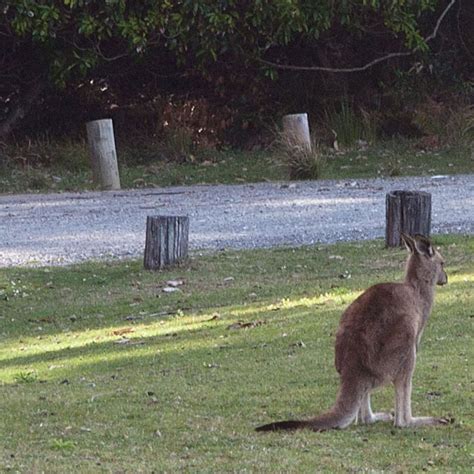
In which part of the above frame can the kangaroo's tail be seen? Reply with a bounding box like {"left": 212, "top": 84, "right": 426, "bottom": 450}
{"left": 256, "top": 419, "right": 316, "bottom": 432}
{"left": 256, "top": 380, "right": 363, "bottom": 432}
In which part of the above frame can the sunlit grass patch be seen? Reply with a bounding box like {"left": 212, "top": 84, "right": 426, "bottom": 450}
{"left": 0, "top": 236, "right": 472, "bottom": 472}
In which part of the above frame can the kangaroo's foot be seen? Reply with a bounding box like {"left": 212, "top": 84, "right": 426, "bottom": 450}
{"left": 372, "top": 412, "right": 394, "bottom": 423}
{"left": 359, "top": 412, "right": 393, "bottom": 424}
{"left": 395, "top": 416, "right": 450, "bottom": 428}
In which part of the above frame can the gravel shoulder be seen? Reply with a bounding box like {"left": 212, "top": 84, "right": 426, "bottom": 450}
{"left": 1, "top": 174, "right": 473, "bottom": 268}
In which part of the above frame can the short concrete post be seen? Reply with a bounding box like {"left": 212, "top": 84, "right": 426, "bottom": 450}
{"left": 385, "top": 190, "right": 432, "bottom": 247}
{"left": 282, "top": 113, "right": 311, "bottom": 151}
{"left": 86, "top": 118, "right": 121, "bottom": 190}
{"left": 144, "top": 216, "right": 190, "bottom": 270}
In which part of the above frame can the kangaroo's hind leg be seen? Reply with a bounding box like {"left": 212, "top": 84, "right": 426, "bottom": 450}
{"left": 394, "top": 347, "right": 446, "bottom": 427}
{"left": 357, "top": 392, "right": 393, "bottom": 424}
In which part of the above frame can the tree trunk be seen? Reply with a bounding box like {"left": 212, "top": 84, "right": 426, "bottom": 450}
{"left": 0, "top": 81, "right": 45, "bottom": 139}
{"left": 385, "top": 190, "right": 432, "bottom": 247}
{"left": 282, "top": 113, "right": 311, "bottom": 151}
{"left": 144, "top": 216, "right": 190, "bottom": 270}
{"left": 86, "top": 118, "right": 121, "bottom": 190}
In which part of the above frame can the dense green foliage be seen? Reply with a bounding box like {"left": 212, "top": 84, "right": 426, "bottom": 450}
{"left": 3, "top": 0, "right": 439, "bottom": 84}
{"left": 1, "top": 0, "right": 470, "bottom": 143}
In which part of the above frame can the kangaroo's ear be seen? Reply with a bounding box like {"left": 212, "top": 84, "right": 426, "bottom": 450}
{"left": 413, "top": 234, "right": 435, "bottom": 257}
{"left": 401, "top": 233, "right": 416, "bottom": 253}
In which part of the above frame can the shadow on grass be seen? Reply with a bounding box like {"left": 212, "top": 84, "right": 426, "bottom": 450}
{"left": 0, "top": 303, "right": 337, "bottom": 374}
{"left": 1, "top": 274, "right": 472, "bottom": 384}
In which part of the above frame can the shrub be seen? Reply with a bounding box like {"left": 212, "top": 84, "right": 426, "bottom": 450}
{"left": 1, "top": 136, "right": 89, "bottom": 171}
{"left": 324, "top": 100, "right": 377, "bottom": 148}
{"left": 162, "top": 126, "right": 195, "bottom": 163}
{"left": 413, "top": 98, "right": 474, "bottom": 146}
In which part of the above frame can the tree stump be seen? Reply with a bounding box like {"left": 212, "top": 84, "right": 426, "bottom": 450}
{"left": 86, "top": 118, "right": 121, "bottom": 190}
{"left": 144, "top": 216, "right": 189, "bottom": 270}
{"left": 385, "top": 191, "right": 432, "bottom": 247}
{"left": 282, "top": 113, "right": 311, "bottom": 151}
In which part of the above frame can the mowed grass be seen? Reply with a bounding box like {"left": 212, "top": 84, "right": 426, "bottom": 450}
{"left": 1, "top": 140, "right": 472, "bottom": 194}
{"left": 323, "top": 142, "right": 473, "bottom": 180}
{"left": 0, "top": 236, "right": 473, "bottom": 472}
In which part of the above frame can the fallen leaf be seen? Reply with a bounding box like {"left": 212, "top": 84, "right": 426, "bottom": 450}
{"left": 113, "top": 338, "right": 145, "bottom": 345}
{"left": 28, "top": 317, "right": 55, "bottom": 324}
{"left": 111, "top": 327, "right": 134, "bottom": 336}
{"left": 426, "top": 391, "right": 442, "bottom": 400}
{"left": 338, "top": 272, "right": 351, "bottom": 279}
{"left": 114, "top": 337, "right": 130, "bottom": 344}
{"left": 291, "top": 341, "right": 306, "bottom": 348}
{"left": 147, "top": 395, "right": 159, "bottom": 404}
{"left": 150, "top": 310, "right": 175, "bottom": 317}
{"left": 205, "top": 363, "right": 220, "bottom": 368}
{"left": 227, "top": 320, "right": 265, "bottom": 330}
{"left": 162, "top": 287, "right": 180, "bottom": 293}
{"left": 124, "top": 315, "right": 141, "bottom": 321}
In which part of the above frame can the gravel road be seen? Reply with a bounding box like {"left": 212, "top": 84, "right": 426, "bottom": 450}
{"left": 1, "top": 174, "right": 473, "bottom": 268}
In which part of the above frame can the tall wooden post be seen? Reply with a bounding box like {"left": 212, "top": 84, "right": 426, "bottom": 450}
{"left": 282, "top": 113, "right": 311, "bottom": 151}
{"left": 386, "top": 190, "right": 432, "bottom": 247}
{"left": 144, "top": 216, "right": 190, "bottom": 270}
{"left": 86, "top": 118, "right": 121, "bottom": 190}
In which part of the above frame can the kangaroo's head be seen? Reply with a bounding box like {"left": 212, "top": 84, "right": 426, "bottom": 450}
{"left": 402, "top": 233, "right": 448, "bottom": 286}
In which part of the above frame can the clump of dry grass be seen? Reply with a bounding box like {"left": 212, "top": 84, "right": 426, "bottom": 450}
{"left": 272, "top": 130, "right": 325, "bottom": 180}
{"left": 413, "top": 99, "right": 474, "bottom": 147}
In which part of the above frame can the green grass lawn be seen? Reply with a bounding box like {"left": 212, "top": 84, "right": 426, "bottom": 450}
{"left": 1, "top": 236, "right": 473, "bottom": 472}
{"left": 1, "top": 140, "right": 472, "bottom": 194}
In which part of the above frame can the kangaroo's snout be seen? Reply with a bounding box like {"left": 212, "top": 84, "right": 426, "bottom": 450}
{"left": 437, "top": 270, "right": 448, "bottom": 286}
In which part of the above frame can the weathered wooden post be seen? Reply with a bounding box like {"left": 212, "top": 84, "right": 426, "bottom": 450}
{"left": 282, "top": 113, "right": 311, "bottom": 151}
{"left": 385, "top": 190, "right": 432, "bottom": 247}
{"left": 144, "top": 216, "right": 189, "bottom": 270}
{"left": 86, "top": 118, "right": 121, "bottom": 190}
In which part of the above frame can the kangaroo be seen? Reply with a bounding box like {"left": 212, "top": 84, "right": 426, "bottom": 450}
{"left": 256, "top": 234, "right": 448, "bottom": 432}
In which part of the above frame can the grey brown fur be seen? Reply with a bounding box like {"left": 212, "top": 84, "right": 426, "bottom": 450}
{"left": 256, "top": 234, "right": 448, "bottom": 432}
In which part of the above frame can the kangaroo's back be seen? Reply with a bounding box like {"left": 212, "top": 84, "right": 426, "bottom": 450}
{"left": 335, "top": 282, "right": 421, "bottom": 384}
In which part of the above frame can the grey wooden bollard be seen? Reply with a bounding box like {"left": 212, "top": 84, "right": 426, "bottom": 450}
{"left": 282, "top": 113, "right": 311, "bottom": 151}
{"left": 86, "top": 118, "right": 121, "bottom": 190}
{"left": 385, "top": 190, "right": 432, "bottom": 247}
{"left": 144, "top": 216, "right": 189, "bottom": 270}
